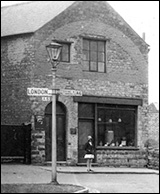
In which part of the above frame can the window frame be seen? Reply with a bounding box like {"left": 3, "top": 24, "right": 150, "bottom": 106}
{"left": 78, "top": 101, "right": 138, "bottom": 150}
{"left": 83, "top": 38, "right": 106, "bottom": 73}
{"left": 56, "top": 42, "right": 71, "bottom": 63}
{"left": 96, "top": 105, "right": 137, "bottom": 148}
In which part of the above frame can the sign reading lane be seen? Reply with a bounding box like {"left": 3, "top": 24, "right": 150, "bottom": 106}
{"left": 59, "top": 89, "right": 82, "bottom": 96}
{"left": 27, "top": 88, "right": 52, "bottom": 96}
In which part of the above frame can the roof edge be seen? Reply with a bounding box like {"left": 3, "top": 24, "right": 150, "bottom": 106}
{"left": 1, "top": 32, "right": 34, "bottom": 38}
{"left": 104, "top": 1, "right": 149, "bottom": 47}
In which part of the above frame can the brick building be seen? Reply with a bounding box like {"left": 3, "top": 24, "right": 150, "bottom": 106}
{"left": 1, "top": 1, "right": 150, "bottom": 166}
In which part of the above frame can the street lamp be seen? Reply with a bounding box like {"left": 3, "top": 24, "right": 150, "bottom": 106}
{"left": 46, "top": 40, "right": 62, "bottom": 184}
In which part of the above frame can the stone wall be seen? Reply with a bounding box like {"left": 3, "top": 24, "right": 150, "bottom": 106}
{"left": 148, "top": 112, "right": 159, "bottom": 145}
{"left": 97, "top": 149, "right": 147, "bottom": 167}
{"left": 1, "top": 34, "right": 34, "bottom": 125}
{"left": 147, "top": 148, "right": 159, "bottom": 170}
{"left": 31, "top": 130, "right": 45, "bottom": 163}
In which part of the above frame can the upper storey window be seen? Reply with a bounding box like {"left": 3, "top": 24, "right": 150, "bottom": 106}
{"left": 83, "top": 39, "right": 106, "bottom": 72}
{"left": 58, "top": 43, "right": 70, "bottom": 62}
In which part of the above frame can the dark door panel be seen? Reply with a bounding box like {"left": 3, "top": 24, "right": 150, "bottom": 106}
{"left": 78, "top": 120, "right": 94, "bottom": 163}
{"left": 45, "top": 102, "right": 66, "bottom": 161}
{"left": 45, "top": 116, "right": 52, "bottom": 161}
{"left": 57, "top": 115, "right": 66, "bottom": 161}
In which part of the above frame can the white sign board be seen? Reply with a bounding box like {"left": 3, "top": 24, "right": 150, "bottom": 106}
{"left": 27, "top": 88, "right": 82, "bottom": 97}
{"left": 59, "top": 89, "right": 82, "bottom": 96}
{"left": 42, "top": 97, "right": 51, "bottom": 101}
{"left": 27, "top": 88, "right": 52, "bottom": 96}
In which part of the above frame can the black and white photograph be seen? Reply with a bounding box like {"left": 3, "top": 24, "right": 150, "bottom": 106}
{"left": 1, "top": 1, "right": 159, "bottom": 193}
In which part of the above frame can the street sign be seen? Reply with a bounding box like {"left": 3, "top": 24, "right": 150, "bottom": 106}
{"left": 27, "top": 88, "right": 82, "bottom": 97}
{"left": 27, "top": 88, "right": 52, "bottom": 96}
{"left": 59, "top": 89, "right": 82, "bottom": 96}
{"left": 42, "top": 97, "right": 51, "bottom": 101}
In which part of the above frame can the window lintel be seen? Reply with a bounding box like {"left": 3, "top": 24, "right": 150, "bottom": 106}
{"left": 74, "top": 95, "right": 143, "bottom": 106}
{"left": 80, "top": 34, "right": 110, "bottom": 42}
{"left": 54, "top": 39, "right": 73, "bottom": 44}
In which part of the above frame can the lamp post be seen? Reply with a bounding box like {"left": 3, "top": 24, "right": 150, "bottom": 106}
{"left": 46, "top": 41, "right": 62, "bottom": 184}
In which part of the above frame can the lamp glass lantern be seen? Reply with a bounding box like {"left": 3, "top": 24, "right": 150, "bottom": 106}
{"left": 46, "top": 41, "right": 62, "bottom": 67}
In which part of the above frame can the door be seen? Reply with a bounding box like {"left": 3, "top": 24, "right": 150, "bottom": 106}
{"left": 45, "top": 115, "right": 52, "bottom": 161}
{"left": 45, "top": 102, "right": 66, "bottom": 161}
{"left": 78, "top": 120, "right": 94, "bottom": 163}
{"left": 56, "top": 114, "right": 66, "bottom": 161}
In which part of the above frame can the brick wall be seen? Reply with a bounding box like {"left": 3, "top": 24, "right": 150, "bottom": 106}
{"left": 147, "top": 148, "right": 159, "bottom": 170}
{"left": 33, "top": 21, "right": 148, "bottom": 83}
{"left": 97, "top": 149, "right": 147, "bottom": 167}
{"left": 1, "top": 1, "right": 149, "bottom": 164}
{"left": 145, "top": 105, "right": 159, "bottom": 170}
{"left": 148, "top": 112, "right": 159, "bottom": 145}
{"left": 31, "top": 17, "right": 149, "bottom": 162}
{"left": 145, "top": 110, "right": 159, "bottom": 170}
{"left": 1, "top": 34, "right": 34, "bottom": 125}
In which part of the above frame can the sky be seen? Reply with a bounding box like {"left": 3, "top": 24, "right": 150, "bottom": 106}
{"left": 1, "top": 1, "right": 159, "bottom": 105}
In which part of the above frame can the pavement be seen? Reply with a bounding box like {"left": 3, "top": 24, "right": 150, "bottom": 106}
{"left": 1, "top": 164, "right": 159, "bottom": 183}
{"left": 1, "top": 164, "right": 159, "bottom": 193}
{"left": 48, "top": 166, "right": 159, "bottom": 174}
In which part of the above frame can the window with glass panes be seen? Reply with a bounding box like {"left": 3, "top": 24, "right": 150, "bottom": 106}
{"left": 59, "top": 43, "right": 70, "bottom": 62}
{"left": 97, "top": 105, "right": 136, "bottom": 147}
{"left": 78, "top": 102, "right": 137, "bottom": 148}
{"left": 83, "top": 39, "right": 106, "bottom": 72}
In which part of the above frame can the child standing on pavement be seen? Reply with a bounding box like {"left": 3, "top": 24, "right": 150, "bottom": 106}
{"left": 84, "top": 135, "right": 94, "bottom": 172}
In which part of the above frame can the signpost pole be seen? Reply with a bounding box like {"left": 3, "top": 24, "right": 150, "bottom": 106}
{"left": 46, "top": 41, "right": 62, "bottom": 184}
{"left": 51, "top": 68, "right": 57, "bottom": 183}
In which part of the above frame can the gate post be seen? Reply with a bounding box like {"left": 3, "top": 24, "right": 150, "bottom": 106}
{"left": 23, "top": 123, "right": 31, "bottom": 164}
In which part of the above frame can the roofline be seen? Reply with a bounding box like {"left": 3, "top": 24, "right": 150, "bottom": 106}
{"left": 1, "top": 1, "right": 150, "bottom": 47}
{"left": 104, "top": 1, "right": 150, "bottom": 47}
{"left": 1, "top": 32, "right": 34, "bottom": 38}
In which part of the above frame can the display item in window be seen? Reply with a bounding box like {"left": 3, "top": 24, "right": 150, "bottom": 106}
{"left": 106, "top": 130, "right": 114, "bottom": 145}
{"left": 119, "top": 137, "right": 126, "bottom": 146}
{"left": 99, "top": 141, "right": 103, "bottom": 146}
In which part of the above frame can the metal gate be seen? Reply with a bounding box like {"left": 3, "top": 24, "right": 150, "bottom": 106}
{"left": 1, "top": 124, "right": 31, "bottom": 164}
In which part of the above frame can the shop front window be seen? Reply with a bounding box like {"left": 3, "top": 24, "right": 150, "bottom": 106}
{"left": 97, "top": 105, "right": 136, "bottom": 147}
{"left": 78, "top": 102, "right": 137, "bottom": 149}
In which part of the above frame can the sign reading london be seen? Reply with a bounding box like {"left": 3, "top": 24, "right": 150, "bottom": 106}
{"left": 27, "top": 87, "right": 82, "bottom": 97}
{"left": 27, "top": 88, "right": 52, "bottom": 96}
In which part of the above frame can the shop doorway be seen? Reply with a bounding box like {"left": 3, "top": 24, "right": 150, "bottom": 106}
{"left": 78, "top": 120, "right": 95, "bottom": 163}
{"left": 45, "top": 102, "right": 66, "bottom": 161}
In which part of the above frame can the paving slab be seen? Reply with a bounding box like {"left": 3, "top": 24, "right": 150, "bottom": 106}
{"left": 41, "top": 166, "right": 159, "bottom": 175}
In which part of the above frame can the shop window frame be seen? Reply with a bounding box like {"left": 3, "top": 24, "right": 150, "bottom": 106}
{"left": 77, "top": 98, "right": 139, "bottom": 150}
{"left": 96, "top": 105, "right": 137, "bottom": 149}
